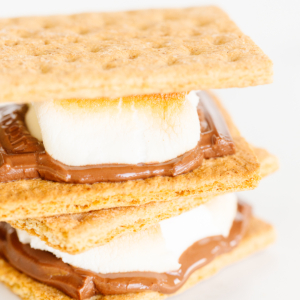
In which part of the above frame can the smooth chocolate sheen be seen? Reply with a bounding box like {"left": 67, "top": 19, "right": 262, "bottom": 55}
{"left": 0, "top": 202, "right": 251, "bottom": 300}
{"left": 0, "top": 92, "right": 235, "bottom": 183}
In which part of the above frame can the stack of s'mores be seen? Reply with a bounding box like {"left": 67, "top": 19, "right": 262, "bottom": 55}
{"left": 0, "top": 6, "right": 278, "bottom": 300}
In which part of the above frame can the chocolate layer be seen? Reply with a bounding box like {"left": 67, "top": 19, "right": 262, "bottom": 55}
{"left": 0, "top": 92, "right": 235, "bottom": 183}
{"left": 0, "top": 202, "right": 251, "bottom": 300}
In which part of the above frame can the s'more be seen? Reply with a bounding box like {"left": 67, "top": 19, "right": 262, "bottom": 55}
{"left": 0, "top": 6, "right": 278, "bottom": 300}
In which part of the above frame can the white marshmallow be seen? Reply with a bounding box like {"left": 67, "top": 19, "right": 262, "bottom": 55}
{"left": 205, "top": 193, "right": 238, "bottom": 238}
{"left": 31, "top": 92, "right": 200, "bottom": 166}
{"left": 160, "top": 193, "right": 238, "bottom": 259}
{"left": 17, "top": 225, "right": 180, "bottom": 274}
{"left": 25, "top": 104, "right": 42, "bottom": 141}
{"left": 17, "top": 193, "right": 237, "bottom": 274}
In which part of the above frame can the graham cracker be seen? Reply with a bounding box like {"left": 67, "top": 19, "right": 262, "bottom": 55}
{"left": 0, "top": 6, "right": 272, "bottom": 103}
{"left": 8, "top": 146, "right": 278, "bottom": 254}
{"left": 254, "top": 147, "right": 279, "bottom": 178}
{"left": 0, "top": 217, "right": 276, "bottom": 300}
{"left": 0, "top": 93, "right": 261, "bottom": 220}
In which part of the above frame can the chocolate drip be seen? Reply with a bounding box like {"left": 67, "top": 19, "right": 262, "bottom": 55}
{"left": 0, "top": 202, "right": 251, "bottom": 300}
{"left": 0, "top": 92, "right": 235, "bottom": 183}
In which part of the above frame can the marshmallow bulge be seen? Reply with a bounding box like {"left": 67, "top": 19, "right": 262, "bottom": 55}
{"left": 25, "top": 104, "right": 42, "bottom": 141}
{"left": 17, "top": 193, "right": 238, "bottom": 274}
{"left": 29, "top": 92, "right": 201, "bottom": 166}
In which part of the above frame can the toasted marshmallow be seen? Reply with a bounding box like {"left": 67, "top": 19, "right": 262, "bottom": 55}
{"left": 30, "top": 92, "right": 200, "bottom": 166}
{"left": 17, "top": 193, "right": 237, "bottom": 274}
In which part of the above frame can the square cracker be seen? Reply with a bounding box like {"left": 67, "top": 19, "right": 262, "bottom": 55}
{"left": 0, "top": 217, "right": 276, "bottom": 300}
{"left": 8, "top": 147, "right": 279, "bottom": 254}
{"left": 0, "top": 6, "right": 272, "bottom": 103}
{"left": 0, "top": 93, "right": 261, "bottom": 220}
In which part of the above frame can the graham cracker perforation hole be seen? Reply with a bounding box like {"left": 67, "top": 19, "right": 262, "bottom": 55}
{"left": 152, "top": 42, "right": 166, "bottom": 49}
{"left": 139, "top": 24, "right": 152, "bottom": 31}
{"left": 103, "top": 61, "right": 118, "bottom": 70}
{"left": 168, "top": 57, "right": 179, "bottom": 66}
{"left": 213, "top": 35, "right": 235, "bottom": 45}
{"left": 100, "top": 36, "right": 113, "bottom": 41}
{"left": 192, "top": 31, "right": 203, "bottom": 37}
{"left": 103, "top": 20, "right": 116, "bottom": 27}
{"left": 44, "top": 40, "right": 50, "bottom": 45}
{"left": 163, "top": 13, "right": 181, "bottom": 21}
{"left": 32, "top": 51, "right": 44, "bottom": 57}
{"left": 227, "top": 51, "right": 243, "bottom": 62}
{"left": 66, "top": 55, "right": 80, "bottom": 63}
{"left": 43, "top": 23, "right": 55, "bottom": 29}
{"left": 229, "top": 56, "right": 241, "bottom": 62}
{"left": 162, "top": 31, "right": 171, "bottom": 37}
{"left": 79, "top": 28, "right": 91, "bottom": 35}
{"left": 5, "top": 40, "right": 19, "bottom": 46}
{"left": 196, "top": 20, "right": 213, "bottom": 27}
{"left": 189, "top": 48, "right": 204, "bottom": 56}
{"left": 128, "top": 51, "right": 140, "bottom": 59}
{"left": 19, "top": 31, "right": 33, "bottom": 39}
{"left": 90, "top": 46, "right": 101, "bottom": 53}
{"left": 40, "top": 64, "right": 52, "bottom": 74}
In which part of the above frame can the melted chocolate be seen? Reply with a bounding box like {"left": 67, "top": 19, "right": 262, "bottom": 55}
{"left": 0, "top": 92, "right": 235, "bottom": 183}
{"left": 0, "top": 202, "right": 251, "bottom": 299}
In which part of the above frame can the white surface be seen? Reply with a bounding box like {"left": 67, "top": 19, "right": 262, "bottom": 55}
{"left": 32, "top": 92, "right": 200, "bottom": 166}
{"left": 16, "top": 194, "right": 237, "bottom": 274}
{"left": 0, "top": 0, "right": 298, "bottom": 299}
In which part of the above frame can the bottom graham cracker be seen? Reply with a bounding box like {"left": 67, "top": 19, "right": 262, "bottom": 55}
{"left": 0, "top": 216, "right": 275, "bottom": 300}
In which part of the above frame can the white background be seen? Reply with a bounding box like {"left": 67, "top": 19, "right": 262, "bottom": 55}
{"left": 0, "top": 1, "right": 299, "bottom": 299}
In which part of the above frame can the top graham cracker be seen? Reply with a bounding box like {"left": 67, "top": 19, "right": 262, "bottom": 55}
{"left": 0, "top": 6, "right": 273, "bottom": 103}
